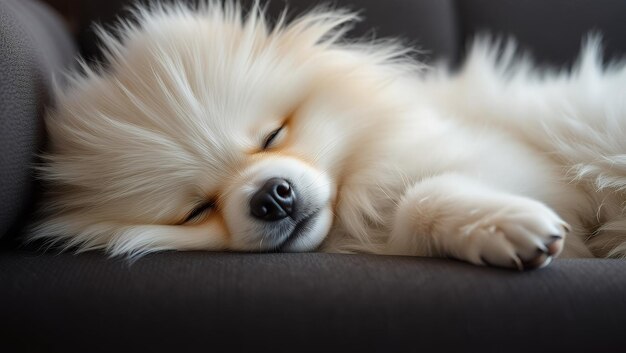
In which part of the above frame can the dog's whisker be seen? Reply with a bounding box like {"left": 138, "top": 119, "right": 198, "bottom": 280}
{"left": 259, "top": 234, "right": 265, "bottom": 253}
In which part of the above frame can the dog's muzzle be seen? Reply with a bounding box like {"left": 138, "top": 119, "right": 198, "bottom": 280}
{"left": 249, "top": 178, "right": 296, "bottom": 221}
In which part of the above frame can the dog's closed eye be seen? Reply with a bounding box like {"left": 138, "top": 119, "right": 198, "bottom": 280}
{"left": 262, "top": 126, "right": 284, "bottom": 150}
{"left": 183, "top": 199, "right": 216, "bottom": 224}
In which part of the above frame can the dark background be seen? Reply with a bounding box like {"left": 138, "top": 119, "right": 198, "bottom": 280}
{"left": 40, "top": 0, "right": 626, "bottom": 68}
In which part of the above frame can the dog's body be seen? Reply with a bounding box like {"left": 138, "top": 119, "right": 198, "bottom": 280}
{"left": 33, "top": 3, "right": 626, "bottom": 269}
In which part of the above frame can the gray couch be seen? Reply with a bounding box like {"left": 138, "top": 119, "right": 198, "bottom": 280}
{"left": 2, "top": 0, "right": 626, "bottom": 352}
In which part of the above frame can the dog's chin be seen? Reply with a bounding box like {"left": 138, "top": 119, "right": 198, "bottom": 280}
{"left": 275, "top": 207, "right": 334, "bottom": 252}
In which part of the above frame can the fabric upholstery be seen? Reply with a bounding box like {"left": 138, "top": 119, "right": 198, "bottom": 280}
{"left": 46, "top": 0, "right": 626, "bottom": 67}
{"left": 456, "top": 0, "right": 626, "bottom": 67}
{"left": 49, "top": 0, "right": 460, "bottom": 65}
{"left": 0, "top": 0, "right": 75, "bottom": 239}
{"left": 2, "top": 251, "right": 626, "bottom": 352}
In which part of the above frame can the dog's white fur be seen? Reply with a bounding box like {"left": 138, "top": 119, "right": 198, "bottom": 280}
{"left": 32, "top": 2, "right": 626, "bottom": 269}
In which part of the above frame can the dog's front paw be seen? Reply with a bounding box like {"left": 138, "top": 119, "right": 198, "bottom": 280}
{"left": 458, "top": 201, "right": 570, "bottom": 270}
{"left": 388, "top": 174, "right": 571, "bottom": 270}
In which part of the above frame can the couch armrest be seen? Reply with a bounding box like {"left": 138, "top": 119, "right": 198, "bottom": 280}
{"left": 0, "top": 0, "right": 76, "bottom": 239}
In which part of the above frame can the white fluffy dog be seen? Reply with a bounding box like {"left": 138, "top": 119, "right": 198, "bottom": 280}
{"left": 32, "top": 2, "right": 626, "bottom": 270}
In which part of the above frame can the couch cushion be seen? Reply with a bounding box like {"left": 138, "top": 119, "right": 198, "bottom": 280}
{"left": 1, "top": 251, "right": 626, "bottom": 352}
{"left": 0, "top": 0, "right": 75, "bottom": 239}
{"left": 44, "top": 0, "right": 460, "bottom": 64}
{"left": 49, "top": 0, "right": 626, "bottom": 68}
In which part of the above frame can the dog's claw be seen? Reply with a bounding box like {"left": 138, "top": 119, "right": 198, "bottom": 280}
{"left": 512, "top": 256, "right": 524, "bottom": 271}
{"left": 522, "top": 254, "right": 547, "bottom": 270}
{"left": 546, "top": 238, "right": 562, "bottom": 255}
{"left": 480, "top": 256, "right": 492, "bottom": 267}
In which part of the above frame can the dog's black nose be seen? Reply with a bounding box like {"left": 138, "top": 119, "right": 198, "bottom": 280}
{"left": 250, "top": 178, "right": 296, "bottom": 221}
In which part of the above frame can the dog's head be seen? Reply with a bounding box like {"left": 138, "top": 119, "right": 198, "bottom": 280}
{"left": 34, "top": 3, "right": 413, "bottom": 256}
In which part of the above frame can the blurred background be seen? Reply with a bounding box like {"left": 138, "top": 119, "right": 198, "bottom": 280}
{"left": 39, "top": 0, "right": 626, "bottom": 68}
